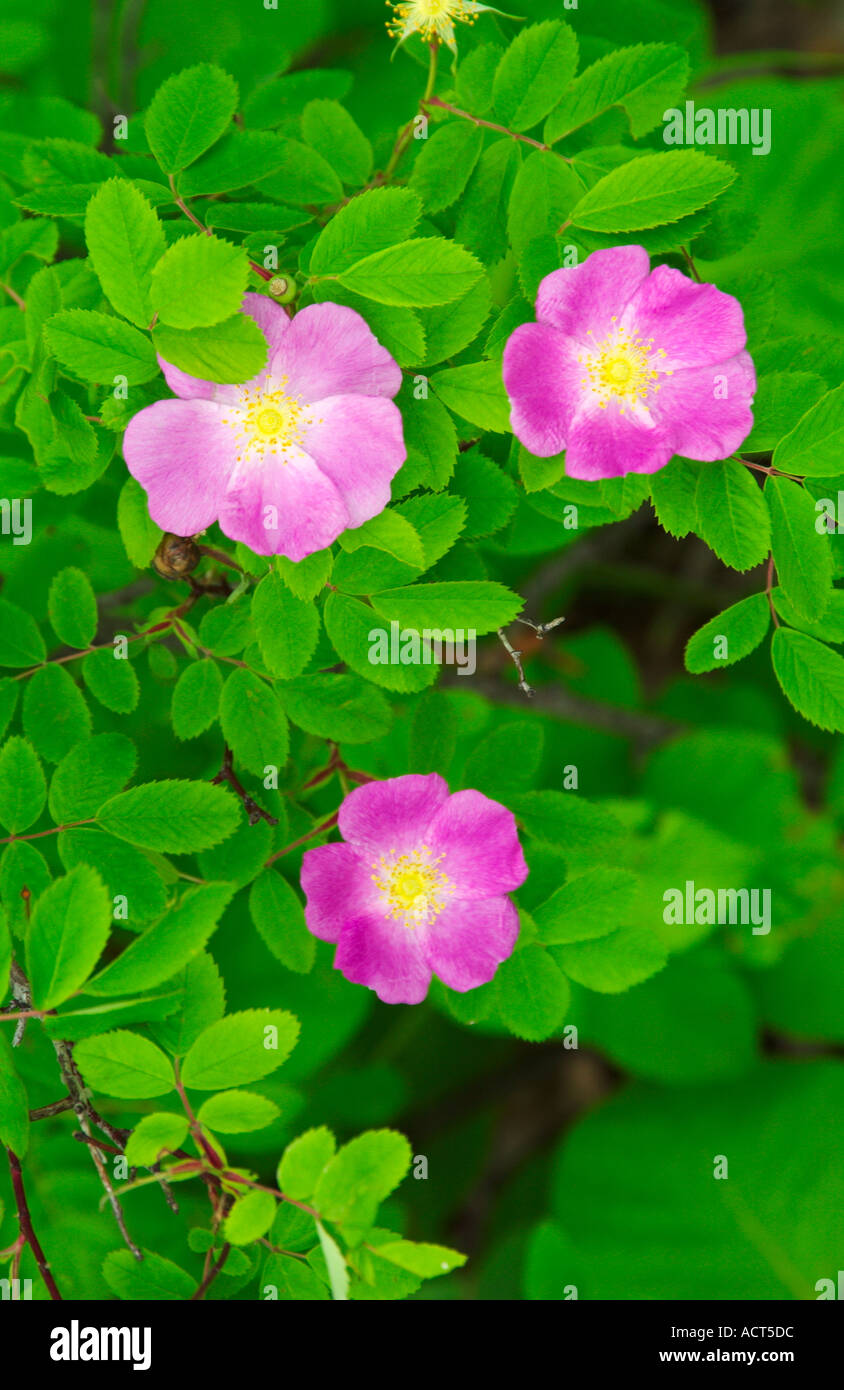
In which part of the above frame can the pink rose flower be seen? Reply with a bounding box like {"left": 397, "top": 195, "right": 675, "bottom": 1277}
{"left": 301, "top": 773, "right": 528, "bottom": 1005}
{"left": 502, "top": 245, "right": 756, "bottom": 480}
{"left": 123, "top": 294, "right": 406, "bottom": 560}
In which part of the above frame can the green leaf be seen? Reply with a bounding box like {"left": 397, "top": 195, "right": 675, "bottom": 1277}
{"left": 86, "top": 882, "right": 234, "bottom": 997}
{"left": 493, "top": 21, "right": 579, "bottom": 132}
{"left": 171, "top": 659, "right": 223, "bottom": 739}
{"left": 317, "top": 1221, "right": 350, "bottom": 1301}
{"left": 0, "top": 736, "right": 46, "bottom": 833}
{"left": 145, "top": 64, "right": 239, "bottom": 174}
{"left": 545, "top": 43, "right": 689, "bottom": 143}
{"left": 26, "top": 863, "right": 110, "bottom": 1009}
{"left": 256, "top": 137, "right": 343, "bottom": 206}
{"left": 197, "top": 1089, "right": 279, "bottom": 1134}
{"left": 685, "top": 593, "right": 771, "bottom": 673}
{"left": 219, "top": 667, "right": 289, "bottom": 776}
{"left": 48, "top": 565, "right": 97, "bottom": 648}
{"left": 150, "top": 233, "right": 249, "bottom": 330}
{"left": 743, "top": 371, "right": 827, "bottom": 453}
{"left": 97, "top": 779, "right": 241, "bottom": 853}
{"left": 310, "top": 187, "right": 421, "bottom": 276}
{"left": 124, "top": 1112, "right": 189, "bottom": 1167}
{"left": 225, "top": 1189, "right": 277, "bottom": 1245}
{"left": 410, "top": 122, "right": 484, "bottom": 213}
{"left": 771, "top": 627, "right": 844, "bottom": 732}
{"left": 22, "top": 664, "right": 91, "bottom": 764}
{"left": 49, "top": 731, "right": 136, "bottom": 822}
{"left": 278, "top": 1126, "right": 337, "bottom": 1199}
{"left": 430, "top": 360, "right": 510, "bottom": 433}
{"left": 370, "top": 580, "right": 522, "bottom": 636}
{"left": 82, "top": 645, "right": 140, "bottom": 713}
{"left": 178, "top": 130, "right": 294, "bottom": 197}
{"left": 274, "top": 548, "right": 333, "bottom": 602}
{"left": 58, "top": 828, "right": 167, "bottom": 926}
{"left": 766, "top": 476, "right": 833, "bottom": 621}
{"left": 394, "top": 383, "right": 458, "bottom": 493}
{"left": 452, "top": 449, "right": 518, "bottom": 536}
{"left": 323, "top": 591, "right": 436, "bottom": 692}
{"left": 773, "top": 587, "right": 844, "bottom": 644}
{"left": 569, "top": 151, "right": 736, "bottom": 233}
{"left": 340, "top": 510, "right": 425, "bottom": 568}
{"left": 694, "top": 460, "right": 771, "bottom": 572}
{"left": 251, "top": 570, "right": 320, "bottom": 679}
{"left": 534, "top": 868, "right": 639, "bottom": 945}
{"left": 551, "top": 925, "right": 667, "bottom": 993}
{"left": 773, "top": 383, "right": 844, "bottom": 477}
{"left": 335, "top": 237, "right": 483, "bottom": 308}
{"left": 419, "top": 278, "right": 491, "bottom": 368}
{"left": 44, "top": 308, "right": 158, "bottom": 384}
{"left": 374, "top": 1240, "right": 466, "bottom": 1279}
{"left": 507, "top": 149, "right": 578, "bottom": 255}
{"left": 154, "top": 313, "right": 268, "bottom": 385}
{"left": 302, "top": 100, "right": 372, "bottom": 186}
{"left": 650, "top": 455, "right": 702, "bottom": 538}
{"left": 0, "top": 1032, "right": 29, "bottom": 1157}
{"left": 510, "top": 791, "right": 624, "bottom": 858}
{"left": 313, "top": 1129, "right": 411, "bottom": 1228}
{"left": 118, "top": 477, "right": 164, "bottom": 568}
{"left": 458, "top": 138, "right": 521, "bottom": 264}
{"left": 85, "top": 179, "right": 165, "bottom": 327}
{"left": 74, "top": 1030, "right": 175, "bottom": 1098}
{"left": 180, "top": 1008, "right": 299, "bottom": 1089}
{"left": 0, "top": 596, "right": 46, "bottom": 668}
{"left": 277, "top": 672, "right": 393, "bottom": 744}
{"left": 495, "top": 944, "right": 570, "bottom": 1041}
{"left": 409, "top": 689, "right": 458, "bottom": 776}
{"left": 262, "top": 1251, "right": 328, "bottom": 1300}
{"left": 103, "top": 1249, "right": 194, "bottom": 1299}
{"left": 249, "top": 870, "right": 316, "bottom": 974}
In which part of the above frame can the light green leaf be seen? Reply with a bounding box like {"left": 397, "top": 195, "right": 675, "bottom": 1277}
{"left": 219, "top": 667, "right": 289, "bottom": 776}
{"left": 495, "top": 944, "right": 571, "bottom": 1041}
{"left": 86, "top": 883, "right": 234, "bottom": 997}
{"left": 771, "top": 627, "right": 844, "bottom": 732}
{"left": 145, "top": 63, "right": 239, "bottom": 174}
{"left": 171, "top": 659, "right": 222, "bottom": 739}
{"left": 695, "top": 460, "right": 771, "bottom": 572}
{"left": 97, "top": 779, "right": 241, "bottom": 853}
{"left": 370, "top": 580, "right": 522, "bottom": 636}
{"left": 302, "top": 100, "right": 372, "bottom": 186}
{"left": 767, "top": 475, "right": 833, "bottom": 620}
{"left": 225, "top": 1189, "right": 277, "bottom": 1245}
{"left": 74, "top": 1030, "right": 175, "bottom": 1098}
{"left": 26, "top": 864, "right": 111, "bottom": 1010}
{"left": 154, "top": 313, "right": 268, "bottom": 385}
{"left": 197, "top": 1089, "right": 279, "bottom": 1134}
{"left": 493, "top": 21, "right": 579, "bottom": 132}
{"left": 410, "top": 121, "right": 484, "bottom": 213}
{"left": 48, "top": 565, "right": 97, "bottom": 649}
{"left": 313, "top": 1129, "right": 411, "bottom": 1228}
{"left": 0, "top": 598, "right": 46, "bottom": 668}
{"left": 0, "top": 736, "right": 46, "bottom": 834}
{"left": 278, "top": 1126, "right": 337, "bottom": 1199}
{"left": 251, "top": 570, "right": 320, "bottom": 679}
{"left": 569, "top": 151, "right": 736, "bottom": 233}
{"left": 685, "top": 593, "right": 771, "bottom": 673}
{"left": 310, "top": 186, "right": 421, "bottom": 276}
{"left": 181, "top": 1009, "right": 299, "bottom": 1089}
{"left": 85, "top": 179, "right": 165, "bottom": 327}
{"left": 44, "top": 308, "right": 158, "bottom": 385}
{"left": 335, "top": 237, "right": 483, "bottom": 308}
{"left": 124, "top": 1112, "right": 189, "bottom": 1167}
{"left": 150, "top": 233, "right": 249, "bottom": 330}
{"left": 249, "top": 870, "right": 316, "bottom": 975}
{"left": 773, "top": 383, "right": 844, "bottom": 477}
{"left": 545, "top": 43, "right": 689, "bottom": 143}
{"left": 430, "top": 360, "right": 510, "bottom": 432}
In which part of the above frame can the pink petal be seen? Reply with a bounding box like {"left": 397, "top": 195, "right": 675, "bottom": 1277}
{"left": 333, "top": 911, "right": 432, "bottom": 1004}
{"left": 654, "top": 350, "right": 756, "bottom": 460}
{"left": 623, "top": 266, "right": 747, "bottom": 370}
{"left": 426, "top": 790, "right": 528, "bottom": 900}
{"left": 301, "top": 843, "right": 374, "bottom": 943}
{"left": 564, "top": 401, "right": 674, "bottom": 480}
{"left": 271, "top": 302, "right": 402, "bottom": 403}
{"left": 536, "top": 246, "right": 651, "bottom": 347}
{"left": 303, "top": 395, "right": 406, "bottom": 528}
{"left": 503, "top": 322, "right": 583, "bottom": 457}
{"left": 338, "top": 774, "right": 450, "bottom": 859}
{"left": 122, "top": 398, "right": 234, "bottom": 534}
{"left": 157, "top": 293, "right": 286, "bottom": 401}
{"left": 218, "top": 446, "right": 349, "bottom": 559}
{"left": 423, "top": 896, "right": 520, "bottom": 993}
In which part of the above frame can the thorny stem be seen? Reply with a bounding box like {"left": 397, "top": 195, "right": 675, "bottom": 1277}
{"left": 423, "top": 94, "right": 572, "bottom": 160}
{"left": 212, "top": 745, "right": 279, "bottom": 827}
{"left": 6, "top": 1149, "right": 63, "bottom": 1299}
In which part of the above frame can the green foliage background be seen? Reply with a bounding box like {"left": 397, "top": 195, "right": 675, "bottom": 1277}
{"left": 0, "top": 0, "right": 842, "bottom": 1301}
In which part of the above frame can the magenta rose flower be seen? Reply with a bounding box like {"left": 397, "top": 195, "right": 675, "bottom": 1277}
{"left": 123, "top": 294, "right": 406, "bottom": 560}
{"left": 301, "top": 773, "right": 528, "bottom": 1004}
{"left": 502, "top": 245, "right": 756, "bottom": 480}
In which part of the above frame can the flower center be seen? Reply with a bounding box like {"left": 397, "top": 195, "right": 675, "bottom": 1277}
{"left": 386, "top": 0, "right": 477, "bottom": 41}
{"left": 371, "top": 846, "right": 453, "bottom": 930}
{"left": 579, "top": 319, "right": 670, "bottom": 414}
{"left": 222, "top": 377, "right": 310, "bottom": 462}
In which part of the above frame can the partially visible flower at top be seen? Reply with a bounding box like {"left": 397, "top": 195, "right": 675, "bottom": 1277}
{"left": 386, "top": 0, "right": 501, "bottom": 53}
{"left": 301, "top": 773, "right": 528, "bottom": 1005}
{"left": 123, "top": 295, "right": 405, "bottom": 562}
{"left": 502, "top": 245, "right": 756, "bottom": 481}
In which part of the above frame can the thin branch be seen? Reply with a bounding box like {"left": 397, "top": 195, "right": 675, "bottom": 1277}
{"left": 211, "top": 746, "right": 279, "bottom": 827}
{"left": 264, "top": 812, "right": 339, "bottom": 868}
{"left": 423, "top": 94, "right": 569, "bottom": 158}
{"left": 191, "top": 1242, "right": 231, "bottom": 1301}
{"left": 6, "top": 1149, "right": 63, "bottom": 1299}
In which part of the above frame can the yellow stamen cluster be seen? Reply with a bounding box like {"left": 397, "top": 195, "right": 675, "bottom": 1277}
{"left": 386, "top": 0, "right": 479, "bottom": 45}
{"left": 579, "top": 319, "right": 672, "bottom": 414}
{"left": 221, "top": 377, "right": 312, "bottom": 463}
{"left": 372, "top": 845, "right": 453, "bottom": 930}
